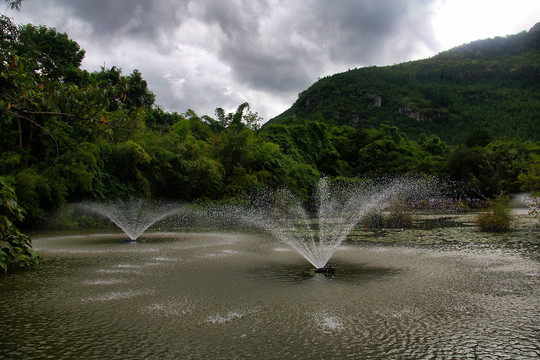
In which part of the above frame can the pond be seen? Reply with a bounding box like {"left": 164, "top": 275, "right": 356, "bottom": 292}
{"left": 1, "top": 224, "right": 539, "bottom": 359}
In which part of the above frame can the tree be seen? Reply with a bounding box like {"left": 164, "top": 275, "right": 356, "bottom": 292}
{"left": 465, "top": 128, "right": 492, "bottom": 148}
{"left": 137, "top": 129, "right": 225, "bottom": 201}
{"left": 124, "top": 69, "right": 155, "bottom": 109}
{"left": 446, "top": 145, "right": 484, "bottom": 193}
{"left": 1, "top": 18, "right": 107, "bottom": 159}
{"left": 242, "top": 107, "right": 263, "bottom": 131}
{"left": 210, "top": 102, "right": 257, "bottom": 129}
{"left": 15, "top": 23, "right": 85, "bottom": 80}
{"left": 90, "top": 66, "right": 155, "bottom": 112}
{"left": 356, "top": 125, "right": 422, "bottom": 176}
{"left": 0, "top": 18, "right": 156, "bottom": 218}
{"left": 4, "top": 0, "right": 25, "bottom": 10}
{"left": 480, "top": 141, "right": 530, "bottom": 196}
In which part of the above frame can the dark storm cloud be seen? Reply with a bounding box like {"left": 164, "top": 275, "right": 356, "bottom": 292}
{"left": 194, "top": 0, "right": 268, "bottom": 42}
{"left": 189, "top": 0, "right": 317, "bottom": 91}
{"left": 222, "top": 47, "right": 313, "bottom": 92}
{"left": 186, "top": 0, "right": 438, "bottom": 94}
{"left": 55, "top": 0, "right": 189, "bottom": 49}
{"left": 303, "top": 0, "right": 437, "bottom": 63}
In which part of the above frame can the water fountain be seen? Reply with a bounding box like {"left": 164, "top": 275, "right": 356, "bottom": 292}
{"left": 224, "top": 176, "right": 442, "bottom": 272}
{"left": 78, "top": 199, "right": 183, "bottom": 241}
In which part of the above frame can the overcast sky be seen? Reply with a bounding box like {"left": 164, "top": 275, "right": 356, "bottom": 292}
{"left": 3, "top": 0, "right": 539, "bottom": 121}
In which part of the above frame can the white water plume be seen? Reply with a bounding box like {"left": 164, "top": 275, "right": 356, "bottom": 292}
{"left": 226, "top": 176, "right": 442, "bottom": 269}
{"left": 78, "top": 199, "right": 184, "bottom": 240}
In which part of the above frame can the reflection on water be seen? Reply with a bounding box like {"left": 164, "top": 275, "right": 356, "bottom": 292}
{"left": 1, "top": 231, "right": 539, "bottom": 359}
{"left": 250, "top": 260, "right": 402, "bottom": 283}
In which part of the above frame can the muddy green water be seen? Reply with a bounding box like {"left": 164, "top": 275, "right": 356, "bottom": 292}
{"left": 1, "top": 231, "right": 539, "bottom": 359}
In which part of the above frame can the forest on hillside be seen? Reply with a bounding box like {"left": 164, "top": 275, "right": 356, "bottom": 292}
{"left": 1, "top": 15, "right": 539, "bottom": 270}
{"left": 271, "top": 22, "right": 540, "bottom": 145}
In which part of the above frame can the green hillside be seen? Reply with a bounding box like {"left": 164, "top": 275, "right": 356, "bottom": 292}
{"left": 268, "top": 23, "right": 540, "bottom": 144}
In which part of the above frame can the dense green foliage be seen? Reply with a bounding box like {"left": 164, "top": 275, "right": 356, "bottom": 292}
{"left": 269, "top": 23, "right": 540, "bottom": 145}
{"left": 0, "top": 176, "right": 38, "bottom": 271}
{"left": 0, "top": 16, "right": 539, "bottom": 269}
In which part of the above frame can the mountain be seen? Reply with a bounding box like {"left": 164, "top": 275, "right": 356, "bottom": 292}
{"left": 267, "top": 23, "right": 540, "bottom": 144}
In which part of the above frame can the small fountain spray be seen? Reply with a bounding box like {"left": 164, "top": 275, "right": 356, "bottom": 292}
{"left": 78, "top": 199, "right": 182, "bottom": 241}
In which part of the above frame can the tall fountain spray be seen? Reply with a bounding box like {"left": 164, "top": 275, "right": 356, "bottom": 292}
{"left": 227, "top": 177, "right": 440, "bottom": 271}
{"left": 78, "top": 199, "right": 182, "bottom": 241}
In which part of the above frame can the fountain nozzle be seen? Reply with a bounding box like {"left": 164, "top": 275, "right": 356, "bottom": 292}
{"left": 315, "top": 265, "right": 336, "bottom": 275}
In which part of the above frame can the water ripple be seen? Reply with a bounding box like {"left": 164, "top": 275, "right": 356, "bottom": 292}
{"left": 80, "top": 289, "right": 154, "bottom": 303}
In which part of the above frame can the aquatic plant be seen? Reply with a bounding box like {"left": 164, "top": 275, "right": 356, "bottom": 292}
{"left": 476, "top": 197, "right": 512, "bottom": 232}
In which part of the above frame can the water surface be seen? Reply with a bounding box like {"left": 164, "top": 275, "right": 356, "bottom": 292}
{"left": 1, "top": 231, "right": 539, "bottom": 359}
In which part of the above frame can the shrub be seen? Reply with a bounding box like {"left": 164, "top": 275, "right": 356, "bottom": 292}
{"left": 363, "top": 210, "right": 384, "bottom": 231}
{"left": 384, "top": 198, "right": 413, "bottom": 229}
{"left": 476, "top": 197, "right": 512, "bottom": 232}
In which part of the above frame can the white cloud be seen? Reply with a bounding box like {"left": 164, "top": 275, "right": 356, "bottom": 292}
{"left": 432, "top": 0, "right": 540, "bottom": 50}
